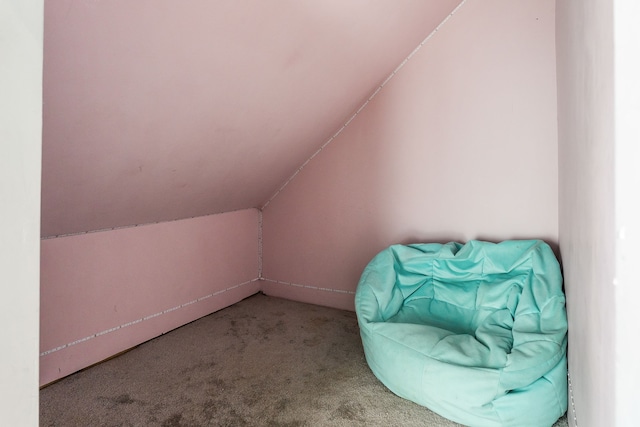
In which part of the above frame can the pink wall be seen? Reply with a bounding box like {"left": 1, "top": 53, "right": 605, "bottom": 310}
{"left": 41, "top": 0, "right": 461, "bottom": 237}
{"left": 40, "top": 209, "right": 259, "bottom": 386}
{"left": 262, "top": 0, "right": 558, "bottom": 311}
{"left": 556, "top": 1, "right": 616, "bottom": 425}
{"left": 39, "top": 0, "right": 464, "bottom": 387}
{"left": 39, "top": 0, "right": 559, "bottom": 388}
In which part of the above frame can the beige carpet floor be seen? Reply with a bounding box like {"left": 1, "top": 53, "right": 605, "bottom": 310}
{"left": 40, "top": 293, "right": 569, "bottom": 427}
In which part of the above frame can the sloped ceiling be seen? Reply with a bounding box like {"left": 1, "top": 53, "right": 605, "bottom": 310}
{"left": 41, "top": 0, "right": 462, "bottom": 237}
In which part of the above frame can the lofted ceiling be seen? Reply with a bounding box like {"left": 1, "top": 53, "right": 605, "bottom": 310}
{"left": 41, "top": 0, "right": 462, "bottom": 237}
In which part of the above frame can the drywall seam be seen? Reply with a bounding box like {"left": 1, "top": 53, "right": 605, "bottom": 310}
{"left": 261, "top": 278, "right": 356, "bottom": 295}
{"left": 40, "top": 207, "right": 259, "bottom": 240}
{"left": 568, "top": 371, "right": 578, "bottom": 426}
{"left": 260, "top": 0, "right": 468, "bottom": 210}
{"left": 40, "top": 277, "right": 261, "bottom": 357}
{"left": 258, "top": 209, "right": 264, "bottom": 279}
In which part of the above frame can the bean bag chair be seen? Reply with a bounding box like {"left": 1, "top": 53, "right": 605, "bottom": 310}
{"left": 355, "top": 240, "right": 567, "bottom": 427}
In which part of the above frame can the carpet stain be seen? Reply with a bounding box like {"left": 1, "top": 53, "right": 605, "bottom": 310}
{"left": 310, "top": 316, "right": 330, "bottom": 329}
{"left": 97, "top": 393, "right": 145, "bottom": 409}
{"left": 332, "top": 401, "right": 365, "bottom": 422}
{"left": 180, "top": 360, "right": 217, "bottom": 376}
{"left": 161, "top": 413, "right": 183, "bottom": 427}
{"left": 275, "top": 398, "right": 290, "bottom": 412}
{"left": 342, "top": 319, "right": 359, "bottom": 335}
{"left": 241, "top": 386, "right": 262, "bottom": 408}
{"left": 114, "top": 393, "right": 136, "bottom": 405}
{"left": 259, "top": 319, "right": 287, "bottom": 337}
{"left": 226, "top": 319, "right": 242, "bottom": 339}
{"left": 202, "top": 398, "right": 249, "bottom": 426}
{"left": 207, "top": 377, "right": 226, "bottom": 390}
{"left": 303, "top": 336, "right": 321, "bottom": 347}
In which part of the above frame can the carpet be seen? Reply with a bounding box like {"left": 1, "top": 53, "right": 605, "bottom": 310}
{"left": 40, "top": 293, "right": 569, "bottom": 426}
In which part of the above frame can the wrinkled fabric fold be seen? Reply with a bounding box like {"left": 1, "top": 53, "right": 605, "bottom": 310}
{"left": 355, "top": 240, "right": 568, "bottom": 427}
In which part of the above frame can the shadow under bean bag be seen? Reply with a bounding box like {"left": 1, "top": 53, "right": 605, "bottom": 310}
{"left": 355, "top": 240, "right": 568, "bottom": 427}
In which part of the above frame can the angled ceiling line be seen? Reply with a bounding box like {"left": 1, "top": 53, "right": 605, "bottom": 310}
{"left": 259, "top": 0, "right": 468, "bottom": 211}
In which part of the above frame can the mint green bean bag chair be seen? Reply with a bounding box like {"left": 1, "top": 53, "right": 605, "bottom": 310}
{"left": 355, "top": 240, "right": 567, "bottom": 427}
